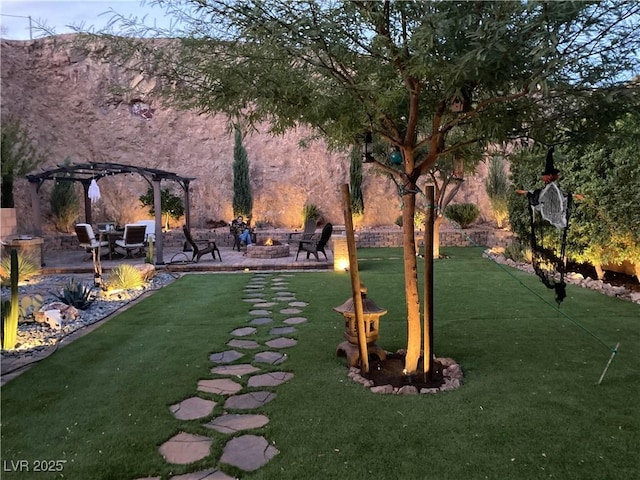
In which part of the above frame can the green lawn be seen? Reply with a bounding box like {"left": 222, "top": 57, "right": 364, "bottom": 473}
{"left": 1, "top": 248, "right": 638, "bottom": 480}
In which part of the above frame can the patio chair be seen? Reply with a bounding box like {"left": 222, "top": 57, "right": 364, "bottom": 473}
{"left": 136, "top": 220, "right": 156, "bottom": 243}
{"left": 288, "top": 217, "right": 317, "bottom": 242}
{"left": 183, "top": 225, "right": 222, "bottom": 262}
{"left": 75, "top": 223, "right": 109, "bottom": 260}
{"left": 114, "top": 224, "right": 147, "bottom": 257}
{"left": 296, "top": 223, "right": 333, "bottom": 261}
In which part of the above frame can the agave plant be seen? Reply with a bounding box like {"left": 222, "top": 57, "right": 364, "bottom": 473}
{"left": 55, "top": 278, "right": 95, "bottom": 310}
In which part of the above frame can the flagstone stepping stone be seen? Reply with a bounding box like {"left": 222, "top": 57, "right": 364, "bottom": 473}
{"left": 244, "top": 285, "right": 264, "bottom": 290}
{"left": 273, "top": 291, "right": 294, "bottom": 296}
{"left": 198, "top": 378, "right": 243, "bottom": 395}
{"left": 134, "top": 477, "right": 161, "bottom": 480}
{"left": 230, "top": 327, "right": 257, "bottom": 337}
{"left": 203, "top": 413, "right": 269, "bottom": 434}
{"left": 254, "top": 350, "right": 288, "bottom": 365}
{"left": 244, "top": 292, "right": 265, "bottom": 297}
{"left": 243, "top": 298, "right": 266, "bottom": 303}
{"left": 288, "top": 301, "right": 308, "bottom": 307}
{"left": 265, "top": 337, "right": 298, "bottom": 348}
{"left": 249, "top": 309, "right": 271, "bottom": 316}
{"left": 209, "top": 350, "right": 244, "bottom": 363}
{"left": 280, "top": 308, "right": 302, "bottom": 314}
{"left": 227, "top": 339, "right": 260, "bottom": 349}
{"left": 249, "top": 317, "right": 273, "bottom": 326}
{"left": 170, "top": 397, "right": 216, "bottom": 420}
{"left": 220, "top": 435, "right": 279, "bottom": 472}
{"left": 283, "top": 317, "right": 307, "bottom": 325}
{"left": 271, "top": 286, "right": 289, "bottom": 290}
{"left": 159, "top": 432, "right": 212, "bottom": 464}
{"left": 211, "top": 364, "right": 260, "bottom": 376}
{"left": 268, "top": 326, "right": 297, "bottom": 336}
{"left": 248, "top": 371, "right": 294, "bottom": 388}
{"left": 254, "top": 302, "right": 277, "bottom": 308}
{"left": 224, "top": 391, "right": 276, "bottom": 410}
{"left": 169, "top": 469, "right": 236, "bottom": 480}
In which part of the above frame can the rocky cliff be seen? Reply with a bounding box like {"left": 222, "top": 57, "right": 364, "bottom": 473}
{"left": 1, "top": 35, "right": 492, "bottom": 234}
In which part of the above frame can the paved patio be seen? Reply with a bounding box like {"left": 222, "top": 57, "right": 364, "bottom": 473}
{"left": 40, "top": 244, "right": 333, "bottom": 275}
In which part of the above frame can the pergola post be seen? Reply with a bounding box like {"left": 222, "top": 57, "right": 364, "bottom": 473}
{"left": 81, "top": 180, "right": 92, "bottom": 225}
{"left": 183, "top": 180, "right": 191, "bottom": 231}
{"left": 152, "top": 177, "right": 164, "bottom": 265}
{"left": 29, "top": 181, "right": 42, "bottom": 235}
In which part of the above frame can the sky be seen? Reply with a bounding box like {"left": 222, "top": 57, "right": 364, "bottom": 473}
{"left": 0, "top": 0, "right": 172, "bottom": 40}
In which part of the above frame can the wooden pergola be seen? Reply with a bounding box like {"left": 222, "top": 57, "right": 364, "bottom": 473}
{"left": 26, "top": 162, "right": 195, "bottom": 265}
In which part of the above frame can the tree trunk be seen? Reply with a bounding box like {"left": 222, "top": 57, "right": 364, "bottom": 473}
{"left": 433, "top": 215, "right": 444, "bottom": 259}
{"left": 402, "top": 191, "right": 422, "bottom": 374}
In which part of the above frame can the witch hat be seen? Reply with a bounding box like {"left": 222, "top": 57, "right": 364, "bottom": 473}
{"left": 542, "top": 146, "right": 559, "bottom": 175}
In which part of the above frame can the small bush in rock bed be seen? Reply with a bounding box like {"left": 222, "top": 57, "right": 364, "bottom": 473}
{"left": 444, "top": 203, "right": 480, "bottom": 229}
{"left": 106, "top": 264, "right": 145, "bottom": 291}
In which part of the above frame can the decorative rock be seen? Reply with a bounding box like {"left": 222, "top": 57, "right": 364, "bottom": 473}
{"left": 41, "top": 310, "right": 63, "bottom": 330}
{"left": 170, "top": 397, "right": 216, "bottom": 420}
{"left": 198, "top": 378, "right": 243, "bottom": 395}
{"left": 227, "top": 339, "right": 260, "bottom": 349}
{"left": 211, "top": 364, "right": 260, "bottom": 376}
{"left": 203, "top": 414, "right": 270, "bottom": 434}
{"left": 133, "top": 263, "right": 155, "bottom": 281}
{"left": 265, "top": 337, "right": 297, "bottom": 348}
{"left": 169, "top": 469, "right": 236, "bottom": 480}
{"left": 219, "top": 435, "right": 279, "bottom": 472}
{"left": 444, "top": 364, "right": 463, "bottom": 380}
{"left": 39, "top": 302, "right": 79, "bottom": 320}
{"left": 159, "top": 432, "right": 212, "bottom": 464}
{"left": 397, "top": 385, "right": 418, "bottom": 395}
{"left": 230, "top": 327, "right": 257, "bottom": 337}
{"left": 224, "top": 391, "right": 276, "bottom": 410}
{"left": 248, "top": 371, "right": 294, "bottom": 388}
{"left": 209, "top": 350, "right": 244, "bottom": 364}
{"left": 254, "top": 351, "right": 287, "bottom": 365}
{"left": 370, "top": 385, "right": 394, "bottom": 394}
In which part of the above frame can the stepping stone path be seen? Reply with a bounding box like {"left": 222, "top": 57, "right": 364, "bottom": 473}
{"left": 154, "top": 272, "right": 310, "bottom": 479}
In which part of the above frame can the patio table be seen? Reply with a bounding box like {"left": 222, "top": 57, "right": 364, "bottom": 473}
{"left": 98, "top": 229, "right": 124, "bottom": 260}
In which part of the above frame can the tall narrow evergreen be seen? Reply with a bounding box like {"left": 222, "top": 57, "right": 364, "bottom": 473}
{"left": 349, "top": 145, "right": 364, "bottom": 216}
{"left": 232, "top": 126, "right": 253, "bottom": 219}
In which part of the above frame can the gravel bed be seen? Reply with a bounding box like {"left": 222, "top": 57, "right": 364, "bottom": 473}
{"left": 1, "top": 272, "right": 178, "bottom": 360}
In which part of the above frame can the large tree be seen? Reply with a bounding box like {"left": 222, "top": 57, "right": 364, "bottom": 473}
{"left": 87, "top": 0, "right": 640, "bottom": 374}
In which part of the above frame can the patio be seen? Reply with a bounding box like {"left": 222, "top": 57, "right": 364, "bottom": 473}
{"left": 39, "top": 243, "right": 333, "bottom": 275}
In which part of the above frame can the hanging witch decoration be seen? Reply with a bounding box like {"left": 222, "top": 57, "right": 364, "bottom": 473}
{"left": 519, "top": 147, "right": 572, "bottom": 305}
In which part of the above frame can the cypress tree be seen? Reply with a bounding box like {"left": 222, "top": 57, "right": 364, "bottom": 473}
{"left": 232, "top": 126, "right": 253, "bottom": 219}
{"left": 349, "top": 145, "right": 364, "bottom": 216}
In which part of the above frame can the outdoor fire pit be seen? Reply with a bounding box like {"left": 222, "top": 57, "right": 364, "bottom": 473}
{"left": 245, "top": 238, "right": 290, "bottom": 259}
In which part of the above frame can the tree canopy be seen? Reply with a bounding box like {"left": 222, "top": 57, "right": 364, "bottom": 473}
{"left": 85, "top": 0, "right": 640, "bottom": 373}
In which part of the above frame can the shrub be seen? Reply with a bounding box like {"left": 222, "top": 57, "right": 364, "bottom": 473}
{"left": 106, "top": 264, "right": 145, "bottom": 291}
{"left": 485, "top": 156, "right": 510, "bottom": 228}
{"left": 56, "top": 278, "right": 95, "bottom": 310}
{"left": 302, "top": 204, "right": 322, "bottom": 222}
{"left": 51, "top": 164, "right": 80, "bottom": 233}
{"left": 444, "top": 203, "right": 480, "bottom": 228}
{"left": 504, "top": 240, "right": 533, "bottom": 263}
{"left": 0, "top": 252, "right": 40, "bottom": 285}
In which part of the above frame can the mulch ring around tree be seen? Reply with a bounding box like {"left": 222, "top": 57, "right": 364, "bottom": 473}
{"left": 349, "top": 351, "right": 463, "bottom": 395}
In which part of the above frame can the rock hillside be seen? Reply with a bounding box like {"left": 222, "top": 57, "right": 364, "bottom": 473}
{"left": 1, "top": 35, "right": 493, "bottom": 233}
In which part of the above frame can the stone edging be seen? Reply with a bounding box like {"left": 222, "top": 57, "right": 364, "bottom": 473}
{"left": 347, "top": 354, "right": 464, "bottom": 395}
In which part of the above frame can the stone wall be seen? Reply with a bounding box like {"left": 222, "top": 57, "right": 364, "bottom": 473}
{"left": 43, "top": 226, "right": 514, "bottom": 252}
